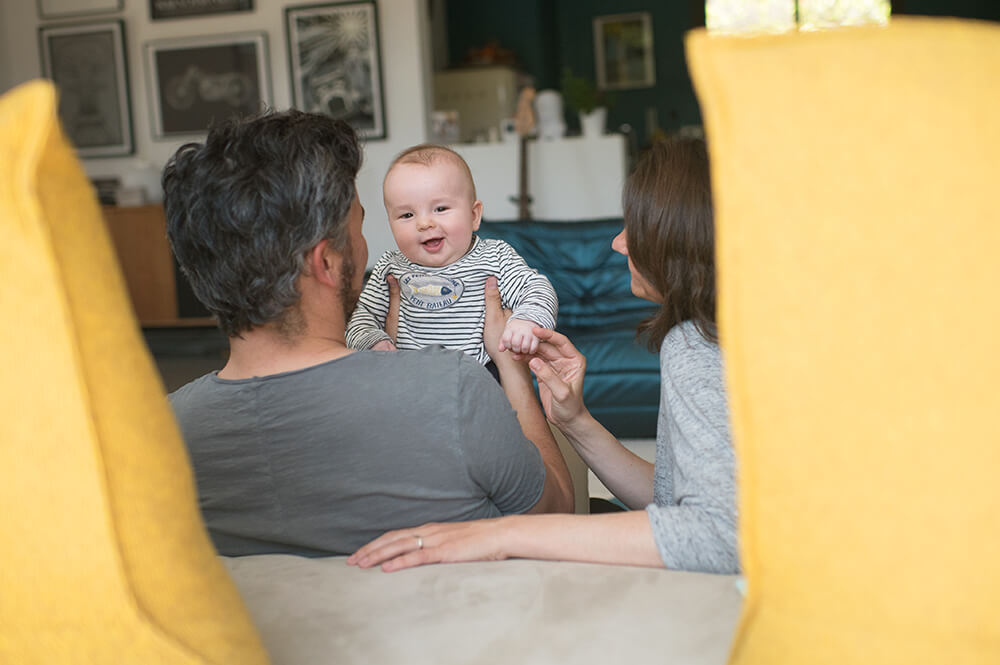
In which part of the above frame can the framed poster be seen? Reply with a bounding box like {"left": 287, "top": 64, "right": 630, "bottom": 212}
{"left": 38, "top": 0, "right": 122, "bottom": 20}
{"left": 150, "top": 0, "right": 253, "bottom": 20}
{"left": 285, "top": 1, "right": 387, "bottom": 140}
{"left": 593, "top": 12, "right": 656, "bottom": 91}
{"left": 145, "top": 32, "right": 271, "bottom": 138}
{"left": 39, "top": 20, "right": 134, "bottom": 158}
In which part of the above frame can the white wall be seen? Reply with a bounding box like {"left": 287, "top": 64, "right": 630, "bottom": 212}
{"left": 0, "top": 0, "right": 432, "bottom": 265}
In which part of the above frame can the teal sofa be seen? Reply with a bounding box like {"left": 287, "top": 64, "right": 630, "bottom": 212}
{"left": 478, "top": 219, "right": 660, "bottom": 438}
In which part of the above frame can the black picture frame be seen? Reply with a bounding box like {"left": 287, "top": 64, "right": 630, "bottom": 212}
{"left": 37, "top": 0, "right": 122, "bottom": 20}
{"left": 285, "top": 1, "right": 387, "bottom": 140}
{"left": 144, "top": 32, "right": 271, "bottom": 138}
{"left": 150, "top": 0, "right": 253, "bottom": 21}
{"left": 38, "top": 19, "right": 134, "bottom": 158}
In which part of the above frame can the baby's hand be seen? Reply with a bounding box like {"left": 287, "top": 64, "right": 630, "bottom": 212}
{"left": 500, "top": 318, "right": 541, "bottom": 355}
{"left": 372, "top": 339, "right": 398, "bottom": 351}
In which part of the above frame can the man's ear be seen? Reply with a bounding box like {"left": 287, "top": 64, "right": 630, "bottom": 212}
{"left": 472, "top": 200, "right": 483, "bottom": 231}
{"left": 307, "top": 239, "right": 340, "bottom": 287}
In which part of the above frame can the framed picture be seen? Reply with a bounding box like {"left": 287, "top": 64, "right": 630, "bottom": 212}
{"left": 39, "top": 20, "right": 133, "bottom": 158}
{"left": 285, "top": 1, "right": 387, "bottom": 140}
{"left": 37, "top": 0, "right": 122, "bottom": 20}
{"left": 150, "top": 0, "right": 253, "bottom": 20}
{"left": 593, "top": 12, "right": 656, "bottom": 91}
{"left": 145, "top": 32, "right": 271, "bottom": 138}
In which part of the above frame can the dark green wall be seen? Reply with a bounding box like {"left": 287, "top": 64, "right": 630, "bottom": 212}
{"left": 445, "top": 1, "right": 998, "bottom": 146}
{"left": 446, "top": 1, "right": 703, "bottom": 142}
{"left": 445, "top": 1, "right": 560, "bottom": 89}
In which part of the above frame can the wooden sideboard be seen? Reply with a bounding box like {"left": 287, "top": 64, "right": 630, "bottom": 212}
{"left": 101, "top": 204, "right": 214, "bottom": 328}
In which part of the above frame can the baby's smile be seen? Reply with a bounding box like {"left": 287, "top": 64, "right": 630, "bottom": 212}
{"left": 422, "top": 237, "right": 444, "bottom": 252}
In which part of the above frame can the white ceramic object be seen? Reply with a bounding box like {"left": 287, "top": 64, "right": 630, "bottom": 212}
{"left": 580, "top": 107, "right": 608, "bottom": 138}
{"left": 534, "top": 89, "right": 566, "bottom": 141}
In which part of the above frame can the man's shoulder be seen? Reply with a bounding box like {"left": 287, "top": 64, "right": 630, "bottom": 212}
{"left": 168, "top": 372, "right": 219, "bottom": 406}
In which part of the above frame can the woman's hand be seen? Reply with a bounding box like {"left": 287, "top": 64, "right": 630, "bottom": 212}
{"left": 528, "top": 328, "right": 588, "bottom": 429}
{"left": 347, "top": 518, "right": 512, "bottom": 572}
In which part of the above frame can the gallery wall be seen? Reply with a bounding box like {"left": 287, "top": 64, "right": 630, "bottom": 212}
{"left": 0, "top": 0, "right": 434, "bottom": 266}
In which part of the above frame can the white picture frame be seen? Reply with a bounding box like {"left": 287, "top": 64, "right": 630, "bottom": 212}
{"left": 145, "top": 32, "right": 271, "bottom": 138}
{"left": 39, "top": 19, "right": 134, "bottom": 158}
{"left": 38, "top": 0, "right": 122, "bottom": 20}
{"left": 285, "top": 1, "right": 387, "bottom": 140}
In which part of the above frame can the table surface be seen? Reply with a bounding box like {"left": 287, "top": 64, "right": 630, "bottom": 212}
{"left": 224, "top": 555, "right": 742, "bottom": 665}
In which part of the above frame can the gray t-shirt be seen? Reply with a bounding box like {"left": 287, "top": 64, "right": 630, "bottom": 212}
{"left": 169, "top": 346, "right": 545, "bottom": 556}
{"left": 646, "top": 321, "right": 739, "bottom": 574}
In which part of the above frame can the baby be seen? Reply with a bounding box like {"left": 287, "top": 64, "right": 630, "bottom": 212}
{"left": 346, "top": 144, "right": 557, "bottom": 365}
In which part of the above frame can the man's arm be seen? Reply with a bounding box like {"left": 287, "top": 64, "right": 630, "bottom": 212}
{"left": 483, "top": 276, "right": 573, "bottom": 514}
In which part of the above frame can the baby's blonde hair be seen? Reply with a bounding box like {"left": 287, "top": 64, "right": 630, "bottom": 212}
{"left": 386, "top": 144, "right": 477, "bottom": 200}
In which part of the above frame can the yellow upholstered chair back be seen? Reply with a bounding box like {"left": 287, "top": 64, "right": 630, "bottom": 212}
{"left": 687, "top": 17, "right": 1000, "bottom": 665}
{"left": 0, "top": 80, "right": 268, "bottom": 664}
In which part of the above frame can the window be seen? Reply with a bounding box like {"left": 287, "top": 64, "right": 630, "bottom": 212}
{"left": 706, "top": 0, "right": 890, "bottom": 33}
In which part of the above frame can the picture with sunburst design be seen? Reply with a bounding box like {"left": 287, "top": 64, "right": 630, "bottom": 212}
{"left": 285, "top": 1, "right": 386, "bottom": 140}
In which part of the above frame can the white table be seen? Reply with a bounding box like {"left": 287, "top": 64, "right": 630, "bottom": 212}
{"left": 225, "top": 556, "right": 742, "bottom": 665}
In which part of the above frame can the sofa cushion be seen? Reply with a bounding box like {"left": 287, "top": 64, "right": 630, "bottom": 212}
{"left": 479, "top": 220, "right": 660, "bottom": 438}
{"left": 480, "top": 219, "right": 657, "bottom": 329}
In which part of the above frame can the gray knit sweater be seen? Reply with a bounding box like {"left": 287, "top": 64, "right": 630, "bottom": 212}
{"left": 645, "top": 321, "right": 739, "bottom": 574}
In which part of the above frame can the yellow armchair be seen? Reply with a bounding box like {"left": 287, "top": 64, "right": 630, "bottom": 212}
{"left": 688, "top": 17, "right": 1000, "bottom": 665}
{"left": 0, "top": 80, "right": 268, "bottom": 664}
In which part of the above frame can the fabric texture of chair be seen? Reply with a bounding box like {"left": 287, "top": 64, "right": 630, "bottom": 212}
{"left": 687, "top": 17, "right": 1000, "bottom": 664}
{"left": 0, "top": 80, "right": 268, "bottom": 664}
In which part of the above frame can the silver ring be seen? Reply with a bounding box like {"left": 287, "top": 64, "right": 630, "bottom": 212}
{"left": 414, "top": 535, "right": 423, "bottom": 550}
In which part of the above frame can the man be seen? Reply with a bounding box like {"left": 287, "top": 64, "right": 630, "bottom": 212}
{"left": 162, "top": 110, "right": 573, "bottom": 556}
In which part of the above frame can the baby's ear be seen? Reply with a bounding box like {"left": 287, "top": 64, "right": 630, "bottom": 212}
{"left": 471, "top": 200, "right": 483, "bottom": 230}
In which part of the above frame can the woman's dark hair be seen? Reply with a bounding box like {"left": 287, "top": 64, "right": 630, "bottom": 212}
{"left": 162, "top": 109, "right": 362, "bottom": 338}
{"left": 623, "top": 136, "right": 716, "bottom": 349}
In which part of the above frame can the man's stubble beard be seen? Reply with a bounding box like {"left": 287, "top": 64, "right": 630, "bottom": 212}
{"left": 338, "top": 241, "right": 361, "bottom": 322}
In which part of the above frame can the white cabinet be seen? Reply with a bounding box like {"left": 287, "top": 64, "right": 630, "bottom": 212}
{"left": 451, "top": 134, "right": 627, "bottom": 221}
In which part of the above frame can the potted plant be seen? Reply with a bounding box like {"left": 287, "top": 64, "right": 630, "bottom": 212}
{"left": 560, "top": 68, "right": 613, "bottom": 137}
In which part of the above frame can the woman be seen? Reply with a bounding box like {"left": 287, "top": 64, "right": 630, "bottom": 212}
{"left": 348, "top": 137, "right": 737, "bottom": 574}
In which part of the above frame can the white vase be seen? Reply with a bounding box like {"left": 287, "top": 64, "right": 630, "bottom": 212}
{"left": 535, "top": 89, "right": 566, "bottom": 141}
{"left": 579, "top": 107, "right": 607, "bottom": 138}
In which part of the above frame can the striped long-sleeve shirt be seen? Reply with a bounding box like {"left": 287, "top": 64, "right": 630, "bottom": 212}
{"left": 346, "top": 236, "right": 558, "bottom": 365}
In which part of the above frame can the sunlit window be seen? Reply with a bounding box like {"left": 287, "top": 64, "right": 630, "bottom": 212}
{"left": 706, "top": 0, "right": 890, "bottom": 33}
{"left": 798, "top": 0, "right": 891, "bottom": 30}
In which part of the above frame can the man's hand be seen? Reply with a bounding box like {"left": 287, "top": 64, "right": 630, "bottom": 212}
{"left": 383, "top": 274, "right": 401, "bottom": 346}
{"left": 482, "top": 276, "right": 515, "bottom": 363}
{"left": 500, "top": 318, "right": 541, "bottom": 354}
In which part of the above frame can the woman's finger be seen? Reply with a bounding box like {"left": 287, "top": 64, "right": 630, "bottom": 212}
{"left": 533, "top": 327, "right": 570, "bottom": 346}
{"left": 529, "top": 357, "right": 571, "bottom": 403}
{"left": 348, "top": 523, "right": 436, "bottom": 565}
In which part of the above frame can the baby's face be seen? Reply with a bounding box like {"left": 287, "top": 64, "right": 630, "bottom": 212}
{"left": 383, "top": 159, "right": 482, "bottom": 267}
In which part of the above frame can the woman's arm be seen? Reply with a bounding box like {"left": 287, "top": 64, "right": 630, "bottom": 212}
{"left": 347, "top": 511, "right": 663, "bottom": 572}
{"left": 527, "top": 328, "right": 655, "bottom": 509}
